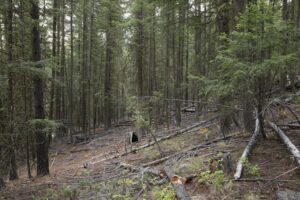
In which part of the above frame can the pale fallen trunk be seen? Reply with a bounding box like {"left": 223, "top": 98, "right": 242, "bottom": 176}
{"left": 234, "top": 117, "right": 261, "bottom": 180}
{"left": 268, "top": 121, "right": 300, "bottom": 166}
{"left": 164, "top": 167, "right": 191, "bottom": 200}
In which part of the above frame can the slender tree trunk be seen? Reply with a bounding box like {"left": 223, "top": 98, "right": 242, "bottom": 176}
{"left": 61, "top": 0, "right": 66, "bottom": 122}
{"left": 136, "top": 1, "right": 145, "bottom": 97}
{"left": 69, "top": 0, "right": 74, "bottom": 142}
{"left": 6, "top": 0, "right": 18, "bottom": 181}
{"left": 104, "top": 5, "right": 113, "bottom": 130}
{"left": 50, "top": 0, "right": 58, "bottom": 120}
{"left": 82, "top": 0, "right": 88, "bottom": 137}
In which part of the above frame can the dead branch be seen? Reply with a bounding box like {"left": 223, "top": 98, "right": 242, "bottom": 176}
{"left": 234, "top": 116, "right": 261, "bottom": 180}
{"left": 263, "top": 167, "right": 299, "bottom": 188}
{"left": 268, "top": 122, "right": 300, "bottom": 166}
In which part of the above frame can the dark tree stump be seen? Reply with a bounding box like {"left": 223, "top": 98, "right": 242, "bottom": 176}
{"left": 222, "top": 152, "right": 232, "bottom": 175}
{"left": 0, "top": 178, "right": 5, "bottom": 191}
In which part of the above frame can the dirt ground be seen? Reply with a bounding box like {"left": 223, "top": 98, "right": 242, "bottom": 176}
{"left": 0, "top": 109, "right": 300, "bottom": 200}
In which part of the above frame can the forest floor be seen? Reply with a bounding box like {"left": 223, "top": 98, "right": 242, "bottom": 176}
{"left": 1, "top": 103, "right": 300, "bottom": 199}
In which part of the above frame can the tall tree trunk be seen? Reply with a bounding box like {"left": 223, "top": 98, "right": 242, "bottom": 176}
{"left": 280, "top": 0, "right": 288, "bottom": 91}
{"left": 5, "top": 0, "right": 18, "bottom": 181}
{"left": 104, "top": 5, "right": 113, "bottom": 130}
{"left": 136, "top": 0, "right": 145, "bottom": 97}
{"left": 55, "top": 0, "right": 61, "bottom": 120}
{"left": 69, "top": 0, "right": 74, "bottom": 141}
{"left": 82, "top": 0, "right": 88, "bottom": 137}
{"left": 217, "top": 0, "right": 231, "bottom": 136}
{"left": 50, "top": 0, "right": 58, "bottom": 120}
{"left": 31, "top": 0, "right": 49, "bottom": 176}
{"left": 60, "top": 0, "right": 66, "bottom": 122}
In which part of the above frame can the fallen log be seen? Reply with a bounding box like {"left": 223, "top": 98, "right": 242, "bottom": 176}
{"left": 88, "top": 116, "right": 218, "bottom": 166}
{"left": 164, "top": 167, "right": 191, "bottom": 200}
{"left": 132, "top": 116, "right": 218, "bottom": 152}
{"left": 278, "top": 124, "right": 300, "bottom": 129}
{"left": 268, "top": 122, "right": 300, "bottom": 166}
{"left": 234, "top": 117, "right": 261, "bottom": 180}
{"left": 119, "top": 162, "right": 197, "bottom": 185}
{"left": 142, "top": 132, "right": 239, "bottom": 167}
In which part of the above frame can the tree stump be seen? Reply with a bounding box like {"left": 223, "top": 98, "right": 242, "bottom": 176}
{"left": 222, "top": 152, "right": 232, "bottom": 175}
{"left": 0, "top": 178, "right": 5, "bottom": 191}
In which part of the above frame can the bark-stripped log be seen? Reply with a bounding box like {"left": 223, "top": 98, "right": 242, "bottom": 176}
{"left": 234, "top": 117, "right": 261, "bottom": 180}
{"left": 164, "top": 167, "right": 191, "bottom": 200}
{"left": 268, "top": 121, "right": 300, "bottom": 166}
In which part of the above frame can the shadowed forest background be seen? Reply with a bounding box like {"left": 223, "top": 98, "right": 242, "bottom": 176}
{"left": 0, "top": 0, "right": 300, "bottom": 199}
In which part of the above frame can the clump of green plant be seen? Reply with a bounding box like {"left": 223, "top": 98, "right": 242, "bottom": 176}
{"left": 152, "top": 184, "right": 176, "bottom": 200}
{"left": 243, "top": 159, "right": 260, "bottom": 177}
{"left": 199, "top": 170, "right": 225, "bottom": 190}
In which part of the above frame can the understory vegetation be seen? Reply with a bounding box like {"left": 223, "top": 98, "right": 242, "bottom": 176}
{"left": 0, "top": 0, "right": 300, "bottom": 199}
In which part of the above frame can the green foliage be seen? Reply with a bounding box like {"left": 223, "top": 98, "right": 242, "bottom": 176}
{"left": 152, "top": 184, "right": 176, "bottom": 200}
{"left": 214, "top": 0, "right": 298, "bottom": 99}
{"left": 243, "top": 159, "right": 260, "bottom": 177}
{"left": 28, "top": 119, "right": 61, "bottom": 133}
{"left": 32, "top": 185, "right": 79, "bottom": 200}
{"left": 127, "top": 96, "right": 151, "bottom": 131}
{"left": 199, "top": 170, "right": 225, "bottom": 190}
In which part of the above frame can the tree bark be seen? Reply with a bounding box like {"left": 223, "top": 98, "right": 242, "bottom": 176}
{"left": 5, "top": 0, "right": 18, "bottom": 180}
{"left": 31, "top": 0, "right": 49, "bottom": 176}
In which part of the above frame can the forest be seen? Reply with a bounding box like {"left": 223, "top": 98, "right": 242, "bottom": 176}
{"left": 0, "top": 0, "right": 300, "bottom": 199}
